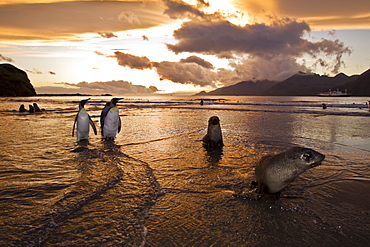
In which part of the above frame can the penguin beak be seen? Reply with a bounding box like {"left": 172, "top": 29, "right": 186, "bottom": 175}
{"left": 111, "top": 98, "right": 123, "bottom": 105}
{"left": 80, "top": 98, "right": 91, "bottom": 107}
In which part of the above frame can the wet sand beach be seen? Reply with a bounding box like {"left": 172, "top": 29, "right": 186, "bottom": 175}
{"left": 0, "top": 96, "right": 369, "bottom": 246}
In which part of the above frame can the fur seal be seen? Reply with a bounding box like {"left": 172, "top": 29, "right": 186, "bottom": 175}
{"left": 202, "top": 116, "right": 224, "bottom": 148}
{"left": 19, "top": 104, "right": 27, "bottom": 112}
{"left": 234, "top": 147, "right": 325, "bottom": 200}
{"left": 28, "top": 105, "right": 34, "bottom": 113}
{"left": 33, "top": 103, "right": 42, "bottom": 112}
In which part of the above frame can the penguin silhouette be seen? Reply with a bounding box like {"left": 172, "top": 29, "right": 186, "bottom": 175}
{"left": 100, "top": 98, "right": 122, "bottom": 139}
{"left": 72, "top": 98, "right": 97, "bottom": 141}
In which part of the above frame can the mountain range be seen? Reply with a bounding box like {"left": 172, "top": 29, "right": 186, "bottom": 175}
{"left": 197, "top": 68, "right": 370, "bottom": 96}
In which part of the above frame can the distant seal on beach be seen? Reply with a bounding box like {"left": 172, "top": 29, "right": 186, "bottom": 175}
{"left": 28, "top": 105, "right": 34, "bottom": 113}
{"left": 202, "top": 116, "right": 224, "bottom": 148}
{"left": 234, "top": 147, "right": 325, "bottom": 200}
{"left": 19, "top": 104, "right": 26, "bottom": 112}
{"left": 33, "top": 103, "right": 41, "bottom": 112}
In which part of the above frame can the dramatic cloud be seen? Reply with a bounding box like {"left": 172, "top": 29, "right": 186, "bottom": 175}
{"left": 163, "top": 0, "right": 206, "bottom": 19}
{"left": 161, "top": 1, "right": 352, "bottom": 83}
{"left": 0, "top": 54, "right": 14, "bottom": 62}
{"left": 232, "top": 0, "right": 370, "bottom": 28}
{"left": 110, "top": 51, "right": 217, "bottom": 86}
{"left": 154, "top": 61, "right": 217, "bottom": 86}
{"left": 180, "top": 56, "right": 214, "bottom": 69}
{"left": 166, "top": 18, "right": 351, "bottom": 65}
{"left": 0, "top": 1, "right": 170, "bottom": 41}
{"left": 55, "top": 80, "right": 159, "bottom": 95}
{"left": 167, "top": 19, "right": 311, "bottom": 57}
{"left": 88, "top": 0, "right": 355, "bottom": 88}
{"left": 113, "top": 52, "right": 152, "bottom": 70}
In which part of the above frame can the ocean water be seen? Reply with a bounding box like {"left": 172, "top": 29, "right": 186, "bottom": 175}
{"left": 0, "top": 95, "right": 369, "bottom": 246}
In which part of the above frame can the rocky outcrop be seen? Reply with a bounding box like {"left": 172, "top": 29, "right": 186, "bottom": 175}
{"left": 0, "top": 64, "right": 36, "bottom": 96}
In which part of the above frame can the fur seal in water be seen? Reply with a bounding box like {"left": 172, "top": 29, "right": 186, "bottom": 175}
{"left": 234, "top": 147, "right": 325, "bottom": 200}
{"left": 202, "top": 116, "right": 224, "bottom": 148}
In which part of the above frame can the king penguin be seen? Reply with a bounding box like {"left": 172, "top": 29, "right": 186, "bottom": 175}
{"left": 100, "top": 98, "right": 122, "bottom": 139}
{"left": 72, "top": 98, "right": 97, "bottom": 142}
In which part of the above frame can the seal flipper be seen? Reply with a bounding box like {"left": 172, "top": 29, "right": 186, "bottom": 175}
{"left": 250, "top": 180, "right": 258, "bottom": 189}
{"left": 256, "top": 181, "right": 270, "bottom": 194}
{"left": 232, "top": 190, "right": 263, "bottom": 200}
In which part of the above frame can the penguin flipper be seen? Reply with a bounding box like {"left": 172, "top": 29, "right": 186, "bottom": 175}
{"left": 72, "top": 113, "right": 78, "bottom": 137}
{"left": 89, "top": 115, "right": 97, "bottom": 135}
{"left": 118, "top": 117, "right": 121, "bottom": 133}
{"left": 100, "top": 105, "right": 111, "bottom": 129}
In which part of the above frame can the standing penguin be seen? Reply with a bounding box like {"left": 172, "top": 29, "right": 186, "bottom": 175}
{"left": 100, "top": 98, "right": 122, "bottom": 139}
{"left": 72, "top": 98, "right": 97, "bottom": 142}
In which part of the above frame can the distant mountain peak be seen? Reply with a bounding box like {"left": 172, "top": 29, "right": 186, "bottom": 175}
{"left": 194, "top": 68, "right": 370, "bottom": 96}
{"left": 334, "top": 72, "right": 349, "bottom": 78}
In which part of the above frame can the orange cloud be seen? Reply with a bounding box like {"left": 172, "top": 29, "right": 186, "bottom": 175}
{"left": 0, "top": 1, "right": 171, "bottom": 41}
{"left": 231, "top": 0, "right": 370, "bottom": 29}
{"left": 0, "top": 53, "right": 14, "bottom": 62}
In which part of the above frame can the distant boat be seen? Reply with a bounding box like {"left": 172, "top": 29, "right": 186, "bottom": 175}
{"left": 317, "top": 89, "right": 351, "bottom": 97}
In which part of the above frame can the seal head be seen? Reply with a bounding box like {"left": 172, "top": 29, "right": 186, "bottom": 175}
{"left": 255, "top": 147, "right": 325, "bottom": 194}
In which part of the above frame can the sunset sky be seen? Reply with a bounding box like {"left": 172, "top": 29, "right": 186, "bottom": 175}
{"left": 1, "top": 0, "right": 369, "bottom": 94}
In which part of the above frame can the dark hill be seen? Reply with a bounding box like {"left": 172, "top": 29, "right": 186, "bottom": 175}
{"left": 339, "top": 69, "right": 370, "bottom": 96}
{"left": 195, "top": 69, "right": 369, "bottom": 96}
{"left": 0, "top": 63, "right": 36, "bottom": 96}
{"left": 196, "top": 80, "right": 278, "bottom": 96}
{"left": 265, "top": 72, "right": 353, "bottom": 96}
